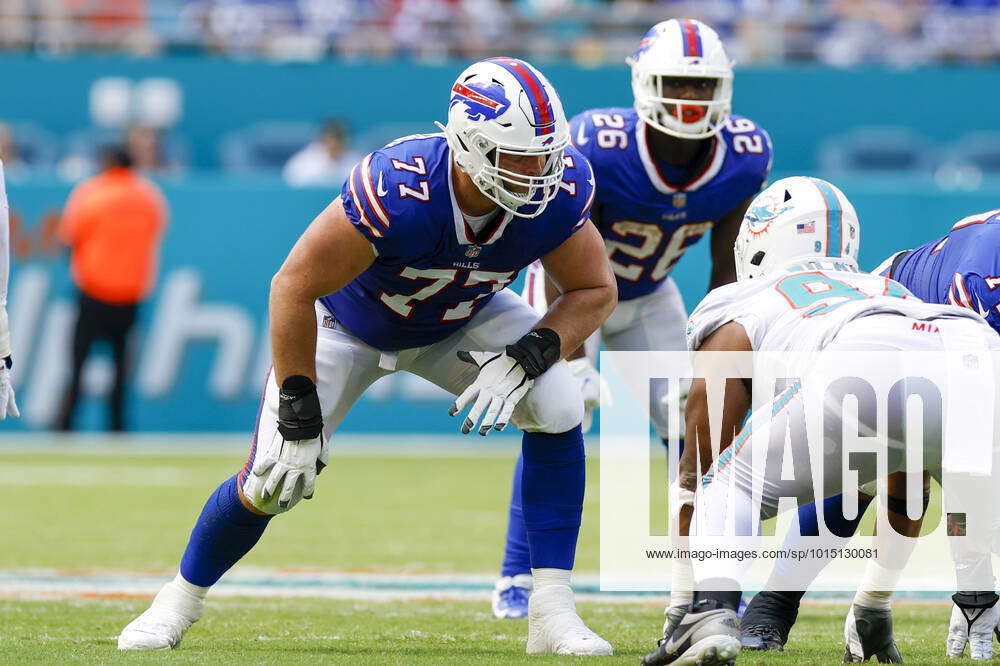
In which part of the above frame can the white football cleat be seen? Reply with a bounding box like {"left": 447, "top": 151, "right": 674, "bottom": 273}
{"left": 118, "top": 575, "right": 205, "bottom": 650}
{"left": 526, "top": 583, "right": 613, "bottom": 655}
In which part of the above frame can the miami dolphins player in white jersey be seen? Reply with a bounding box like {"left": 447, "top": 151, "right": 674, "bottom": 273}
{"left": 741, "top": 207, "right": 1000, "bottom": 660}
{"left": 641, "top": 176, "right": 1000, "bottom": 665}
{"left": 117, "top": 57, "right": 616, "bottom": 656}
{"left": 0, "top": 158, "right": 19, "bottom": 420}
{"left": 492, "top": 18, "right": 772, "bottom": 620}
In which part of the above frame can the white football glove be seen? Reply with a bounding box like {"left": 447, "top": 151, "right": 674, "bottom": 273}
{"left": 0, "top": 359, "right": 19, "bottom": 420}
{"left": 947, "top": 593, "right": 1000, "bottom": 660}
{"left": 244, "top": 376, "right": 328, "bottom": 514}
{"left": 248, "top": 431, "right": 328, "bottom": 514}
{"left": 450, "top": 350, "right": 533, "bottom": 436}
{"left": 568, "top": 358, "right": 600, "bottom": 433}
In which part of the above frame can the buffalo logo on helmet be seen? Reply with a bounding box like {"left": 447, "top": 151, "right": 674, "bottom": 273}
{"left": 450, "top": 82, "right": 511, "bottom": 122}
{"left": 632, "top": 26, "right": 658, "bottom": 59}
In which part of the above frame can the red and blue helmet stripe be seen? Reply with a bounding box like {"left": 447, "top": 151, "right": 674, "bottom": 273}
{"left": 486, "top": 57, "right": 554, "bottom": 136}
{"left": 679, "top": 19, "right": 703, "bottom": 57}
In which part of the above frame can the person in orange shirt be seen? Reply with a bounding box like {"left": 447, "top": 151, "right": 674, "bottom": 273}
{"left": 56, "top": 145, "right": 167, "bottom": 431}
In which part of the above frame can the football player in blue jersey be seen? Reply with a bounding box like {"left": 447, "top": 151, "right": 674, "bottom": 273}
{"left": 740, "top": 208, "right": 1000, "bottom": 660}
{"left": 491, "top": 18, "right": 773, "bottom": 620}
{"left": 117, "top": 57, "right": 616, "bottom": 656}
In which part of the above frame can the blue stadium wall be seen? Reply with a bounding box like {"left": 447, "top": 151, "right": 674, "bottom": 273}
{"left": 4, "top": 56, "right": 999, "bottom": 432}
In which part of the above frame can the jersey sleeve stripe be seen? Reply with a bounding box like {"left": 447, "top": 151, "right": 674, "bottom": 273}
{"left": 953, "top": 273, "right": 974, "bottom": 308}
{"left": 347, "top": 165, "right": 384, "bottom": 239}
{"left": 359, "top": 154, "right": 391, "bottom": 229}
{"left": 582, "top": 176, "right": 596, "bottom": 216}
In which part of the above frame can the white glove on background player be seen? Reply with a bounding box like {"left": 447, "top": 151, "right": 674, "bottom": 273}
{"left": 0, "top": 305, "right": 16, "bottom": 420}
{"left": 451, "top": 350, "right": 533, "bottom": 435}
{"left": 568, "top": 358, "right": 600, "bottom": 432}
{"left": 451, "top": 328, "right": 562, "bottom": 436}
{"left": 947, "top": 594, "right": 1000, "bottom": 660}
{"left": 244, "top": 375, "right": 328, "bottom": 514}
{"left": 0, "top": 359, "right": 18, "bottom": 420}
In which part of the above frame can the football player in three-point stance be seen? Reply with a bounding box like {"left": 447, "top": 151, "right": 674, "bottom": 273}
{"left": 117, "top": 57, "right": 616, "bottom": 656}
{"left": 741, "top": 208, "right": 1000, "bottom": 660}
{"left": 492, "top": 18, "right": 772, "bottom": 620}
{"left": 641, "top": 177, "right": 1000, "bottom": 665}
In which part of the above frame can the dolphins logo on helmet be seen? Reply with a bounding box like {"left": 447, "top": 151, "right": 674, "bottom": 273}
{"left": 744, "top": 192, "right": 793, "bottom": 235}
{"left": 450, "top": 82, "right": 511, "bottom": 122}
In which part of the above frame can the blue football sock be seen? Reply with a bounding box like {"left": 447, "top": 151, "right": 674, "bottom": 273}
{"left": 797, "top": 494, "right": 872, "bottom": 538}
{"left": 521, "top": 426, "right": 585, "bottom": 570}
{"left": 500, "top": 453, "right": 532, "bottom": 577}
{"left": 179, "top": 474, "right": 272, "bottom": 587}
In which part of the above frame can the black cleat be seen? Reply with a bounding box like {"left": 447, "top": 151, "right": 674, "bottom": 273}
{"left": 739, "top": 590, "right": 802, "bottom": 650}
{"left": 740, "top": 624, "right": 785, "bottom": 651}
{"left": 843, "top": 605, "right": 903, "bottom": 663}
{"left": 641, "top": 600, "right": 741, "bottom": 666}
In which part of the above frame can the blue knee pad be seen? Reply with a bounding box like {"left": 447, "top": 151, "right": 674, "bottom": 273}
{"left": 521, "top": 426, "right": 585, "bottom": 570}
{"left": 179, "top": 474, "right": 272, "bottom": 587}
{"left": 798, "top": 494, "right": 872, "bottom": 538}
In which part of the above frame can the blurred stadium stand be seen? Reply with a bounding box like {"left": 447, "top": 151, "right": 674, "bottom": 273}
{"left": 946, "top": 131, "right": 1000, "bottom": 175}
{"left": 219, "top": 121, "right": 317, "bottom": 174}
{"left": 3, "top": 1, "right": 1000, "bottom": 432}
{"left": 818, "top": 127, "right": 937, "bottom": 174}
{"left": 2, "top": 0, "right": 1000, "bottom": 65}
{"left": 0, "top": 121, "right": 60, "bottom": 173}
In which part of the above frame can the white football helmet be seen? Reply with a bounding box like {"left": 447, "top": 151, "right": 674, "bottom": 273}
{"left": 627, "top": 19, "right": 733, "bottom": 140}
{"left": 734, "top": 176, "right": 861, "bottom": 281}
{"left": 438, "top": 57, "right": 569, "bottom": 218}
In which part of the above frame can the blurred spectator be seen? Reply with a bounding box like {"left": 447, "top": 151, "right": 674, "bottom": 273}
{"left": 819, "top": 0, "right": 930, "bottom": 67}
{"left": 924, "top": 0, "right": 1000, "bottom": 63}
{"left": 125, "top": 124, "right": 177, "bottom": 173}
{"left": 59, "top": 125, "right": 187, "bottom": 179}
{"left": 0, "top": 121, "right": 61, "bottom": 173}
{"left": 56, "top": 145, "right": 168, "bottom": 432}
{"left": 0, "top": 124, "right": 21, "bottom": 168}
{"left": 0, "top": 0, "right": 31, "bottom": 49}
{"left": 282, "top": 119, "right": 359, "bottom": 188}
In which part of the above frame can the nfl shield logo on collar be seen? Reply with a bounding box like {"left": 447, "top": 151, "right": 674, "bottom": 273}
{"left": 466, "top": 245, "right": 482, "bottom": 258}
{"left": 672, "top": 192, "right": 687, "bottom": 208}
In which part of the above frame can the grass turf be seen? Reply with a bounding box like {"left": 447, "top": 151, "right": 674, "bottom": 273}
{"left": 0, "top": 446, "right": 957, "bottom": 663}
{"left": 0, "top": 598, "right": 957, "bottom": 665}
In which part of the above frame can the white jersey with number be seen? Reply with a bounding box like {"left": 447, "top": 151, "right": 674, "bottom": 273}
{"left": 686, "top": 265, "right": 988, "bottom": 354}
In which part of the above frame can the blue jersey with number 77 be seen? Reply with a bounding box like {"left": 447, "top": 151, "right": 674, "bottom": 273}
{"left": 320, "top": 133, "right": 596, "bottom": 351}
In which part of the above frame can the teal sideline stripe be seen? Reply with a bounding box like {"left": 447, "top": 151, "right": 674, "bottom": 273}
{"left": 0, "top": 572, "right": 952, "bottom": 600}
{"left": 811, "top": 178, "right": 843, "bottom": 258}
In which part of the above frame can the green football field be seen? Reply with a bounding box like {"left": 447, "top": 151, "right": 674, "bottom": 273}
{"left": 0, "top": 440, "right": 959, "bottom": 664}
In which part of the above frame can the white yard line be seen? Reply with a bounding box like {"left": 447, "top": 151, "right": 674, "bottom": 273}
{"left": 0, "top": 568, "right": 946, "bottom": 605}
{"left": 0, "top": 433, "right": 608, "bottom": 458}
{"left": 0, "top": 568, "right": 654, "bottom": 604}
